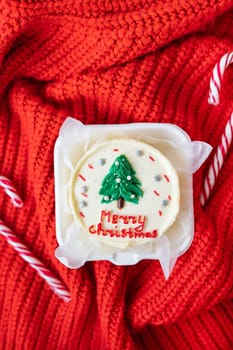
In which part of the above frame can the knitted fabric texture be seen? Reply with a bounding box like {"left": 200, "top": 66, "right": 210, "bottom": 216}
{"left": 1, "top": 1, "right": 233, "bottom": 349}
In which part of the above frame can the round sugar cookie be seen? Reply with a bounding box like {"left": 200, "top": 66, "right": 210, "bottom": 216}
{"left": 69, "top": 139, "right": 180, "bottom": 248}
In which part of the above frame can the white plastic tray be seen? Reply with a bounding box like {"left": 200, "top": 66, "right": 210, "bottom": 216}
{"left": 54, "top": 118, "right": 211, "bottom": 278}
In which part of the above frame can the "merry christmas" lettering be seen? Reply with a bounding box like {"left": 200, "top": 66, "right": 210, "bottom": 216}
{"left": 88, "top": 210, "right": 158, "bottom": 239}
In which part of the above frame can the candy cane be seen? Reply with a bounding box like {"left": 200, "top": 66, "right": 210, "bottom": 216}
{"left": 0, "top": 220, "right": 71, "bottom": 302}
{"left": 0, "top": 176, "right": 23, "bottom": 208}
{"left": 200, "top": 52, "right": 233, "bottom": 205}
{"left": 208, "top": 52, "right": 233, "bottom": 105}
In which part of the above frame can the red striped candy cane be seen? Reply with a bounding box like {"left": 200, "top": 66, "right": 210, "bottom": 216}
{"left": 0, "top": 220, "right": 71, "bottom": 302}
{"left": 200, "top": 52, "right": 233, "bottom": 205}
{"left": 208, "top": 52, "right": 233, "bottom": 105}
{"left": 0, "top": 176, "right": 23, "bottom": 208}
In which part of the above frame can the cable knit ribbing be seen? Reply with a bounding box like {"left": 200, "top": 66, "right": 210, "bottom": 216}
{"left": 0, "top": 1, "right": 233, "bottom": 349}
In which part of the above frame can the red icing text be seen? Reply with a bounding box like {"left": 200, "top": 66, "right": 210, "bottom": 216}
{"left": 88, "top": 210, "right": 158, "bottom": 239}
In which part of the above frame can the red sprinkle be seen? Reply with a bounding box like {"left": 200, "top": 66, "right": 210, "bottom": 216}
{"left": 149, "top": 156, "right": 155, "bottom": 162}
{"left": 78, "top": 174, "right": 86, "bottom": 182}
{"left": 158, "top": 210, "right": 163, "bottom": 216}
{"left": 168, "top": 195, "right": 172, "bottom": 200}
{"left": 164, "top": 174, "right": 170, "bottom": 182}
{"left": 80, "top": 212, "right": 85, "bottom": 218}
{"left": 88, "top": 164, "right": 94, "bottom": 169}
{"left": 113, "top": 148, "right": 119, "bottom": 152}
{"left": 153, "top": 190, "right": 160, "bottom": 196}
{"left": 81, "top": 193, "right": 88, "bottom": 197}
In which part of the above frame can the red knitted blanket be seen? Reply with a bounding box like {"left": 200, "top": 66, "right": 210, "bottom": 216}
{"left": 0, "top": 1, "right": 233, "bottom": 349}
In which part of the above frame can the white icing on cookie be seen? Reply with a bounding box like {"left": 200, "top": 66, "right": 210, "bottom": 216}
{"left": 69, "top": 139, "right": 180, "bottom": 248}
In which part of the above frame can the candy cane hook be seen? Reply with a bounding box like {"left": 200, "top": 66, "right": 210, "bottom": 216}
{"left": 208, "top": 52, "right": 233, "bottom": 105}
{"left": 201, "top": 52, "right": 233, "bottom": 205}
{"left": 0, "top": 176, "right": 23, "bottom": 208}
{"left": 0, "top": 220, "right": 71, "bottom": 302}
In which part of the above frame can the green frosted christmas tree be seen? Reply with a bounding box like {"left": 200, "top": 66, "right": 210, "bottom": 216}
{"left": 99, "top": 154, "right": 143, "bottom": 209}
